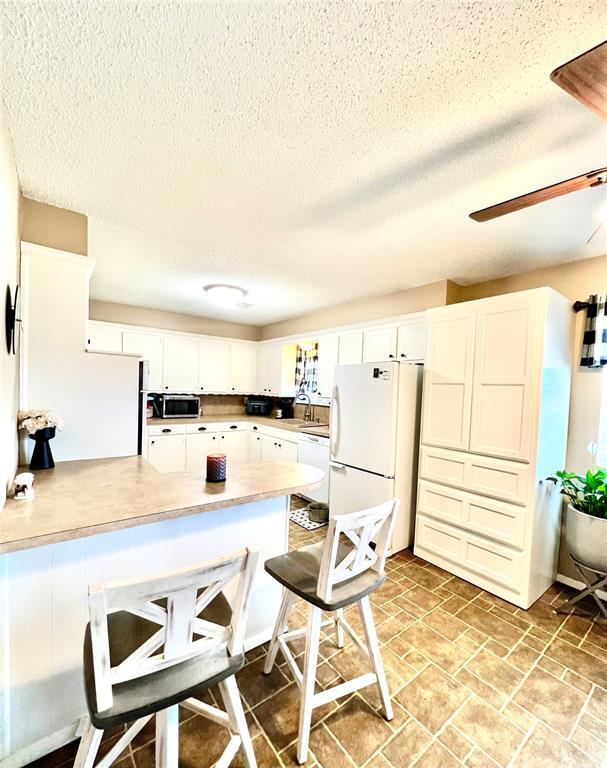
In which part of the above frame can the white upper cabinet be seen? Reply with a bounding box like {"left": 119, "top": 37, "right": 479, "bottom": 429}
{"left": 198, "top": 339, "right": 230, "bottom": 393}
{"left": 316, "top": 334, "right": 339, "bottom": 398}
{"left": 122, "top": 331, "right": 164, "bottom": 391}
{"left": 421, "top": 304, "right": 476, "bottom": 452}
{"left": 257, "top": 343, "right": 296, "bottom": 396}
{"left": 162, "top": 336, "right": 198, "bottom": 391}
{"left": 87, "top": 322, "right": 123, "bottom": 353}
{"left": 363, "top": 326, "right": 397, "bottom": 363}
{"left": 469, "top": 293, "right": 539, "bottom": 462}
{"left": 230, "top": 344, "right": 257, "bottom": 394}
{"left": 338, "top": 331, "right": 363, "bottom": 364}
{"left": 397, "top": 318, "right": 426, "bottom": 362}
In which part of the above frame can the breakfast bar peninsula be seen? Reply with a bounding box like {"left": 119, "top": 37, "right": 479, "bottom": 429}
{"left": 0, "top": 456, "right": 323, "bottom": 768}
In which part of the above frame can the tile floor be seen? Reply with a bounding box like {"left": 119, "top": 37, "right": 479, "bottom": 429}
{"left": 28, "top": 497, "right": 607, "bottom": 768}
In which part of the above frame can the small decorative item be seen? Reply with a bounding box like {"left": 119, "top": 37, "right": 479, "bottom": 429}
{"left": 14, "top": 471, "right": 35, "bottom": 501}
{"left": 206, "top": 453, "right": 227, "bottom": 483}
{"left": 18, "top": 409, "right": 64, "bottom": 471}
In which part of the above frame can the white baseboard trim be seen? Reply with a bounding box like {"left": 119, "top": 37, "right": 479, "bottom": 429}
{"left": 0, "top": 719, "right": 82, "bottom": 768}
{"left": 556, "top": 573, "right": 607, "bottom": 602}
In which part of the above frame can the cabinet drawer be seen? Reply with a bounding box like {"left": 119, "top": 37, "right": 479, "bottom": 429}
{"left": 419, "top": 445, "right": 530, "bottom": 506}
{"left": 148, "top": 424, "right": 186, "bottom": 436}
{"left": 417, "top": 480, "right": 526, "bottom": 549}
{"left": 415, "top": 514, "right": 522, "bottom": 591}
{"left": 185, "top": 423, "right": 219, "bottom": 434}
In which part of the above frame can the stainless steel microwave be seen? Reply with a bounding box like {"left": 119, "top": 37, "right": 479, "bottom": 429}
{"left": 161, "top": 395, "right": 200, "bottom": 418}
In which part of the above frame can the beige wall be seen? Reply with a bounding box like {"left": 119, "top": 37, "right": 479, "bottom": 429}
{"left": 261, "top": 279, "right": 457, "bottom": 339}
{"left": 89, "top": 300, "right": 262, "bottom": 341}
{"left": 21, "top": 196, "right": 88, "bottom": 256}
{"left": 0, "top": 101, "right": 21, "bottom": 503}
{"left": 463, "top": 254, "right": 607, "bottom": 581}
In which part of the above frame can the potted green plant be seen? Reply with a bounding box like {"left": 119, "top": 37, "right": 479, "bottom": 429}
{"left": 549, "top": 443, "right": 607, "bottom": 573}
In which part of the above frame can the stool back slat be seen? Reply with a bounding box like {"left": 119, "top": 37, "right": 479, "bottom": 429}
{"left": 88, "top": 547, "right": 258, "bottom": 714}
{"left": 317, "top": 499, "right": 398, "bottom": 604}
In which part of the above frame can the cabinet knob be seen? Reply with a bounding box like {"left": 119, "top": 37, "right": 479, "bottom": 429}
{"left": 253, "top": 426, "right": 258, "bottom": 431}
{"left": 212, "top": 436, "right": 216, "bottom": 440}
{"left": 151, "top": 440, "right": 155, "bottom": 445}
{"left": 231, "top": 387, "right": 235, "bottom": 391}
{"left": 400, "top": 353, "right": 406, "bottom": 358}
{"left": 230, "top": 425, "right": 237, "bottom": 429}
{"left": 162, "top": 428, "right": 171, "bottom": 433}
{"left": 221, "top": 435, "right": 225, "bottom": 439}
{"left": 198, "top": 427, "right": 206, "bottom": 431}
{"left": 389, "top": 354, "right": 394, "bottom": 359}
{"left": 201, "top": 386, "right": 204, "bottom": 390}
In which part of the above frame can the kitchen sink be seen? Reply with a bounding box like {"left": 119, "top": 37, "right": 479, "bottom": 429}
{"left": 275, "top": 418, "right": 329, "bottom": 429}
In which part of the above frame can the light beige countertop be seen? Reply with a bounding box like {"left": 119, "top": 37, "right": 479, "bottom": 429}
{"left": 147, "top": 414, "right": 331, "bottom": 438}
{"left": 0, "top": 457, "right": 324, "bottom": 555}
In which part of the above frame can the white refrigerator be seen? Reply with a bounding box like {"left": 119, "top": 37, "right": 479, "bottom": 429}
{"left": 329, "top": 361, "right": 423, "bottom": 553}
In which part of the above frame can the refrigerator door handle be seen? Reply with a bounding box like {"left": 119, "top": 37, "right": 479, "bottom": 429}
{"left": 330, "top": 384, "right": 339, "bottom": 458}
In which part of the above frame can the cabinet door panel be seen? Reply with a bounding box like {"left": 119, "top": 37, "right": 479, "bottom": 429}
{"left": 198, "top": 340, "right": 230, "bottom": 393}
{"left": 186, "top": 431, "right": 219, "bottom": 471}
{"left": 363, "top": 327, "right": 397, "bottom": 363}
{"left": 162, "top": 337, "right": 198, "bottom": 392}
{"left": 230, "top": 345, "right": 257, "bottom": 394}
{"left": 469, "top": 294, "right": 539, "bottom": 462}
{"left": 147, "top": 434, "right": 186, "bottom": 472}
{"left": 219, "top": 430, "right": 247, "bottom": 463}
{"left": 316, "top": 335, "right": 339, "bottom": 398}
{"left": 397, "top": 320, "right": 426, "bottom": 361}
{"left": 88, "top": 323, "right": 122, "bottom": 353}
{"left": 260, "top": 434, "right": 280, "bottom": 461}
{"left": 279, "top": 439, "right": 298, "bottom": 463}
{"left": 421, "top": 305, "right": 476, "bottom": 451}
{"left": 246, "top": 431, "right": 262, "bottom": 462}
{"left": 123, "top": 331, "right": 163, "bottom": 391}
{"left": 338, "top": 331, "right": 363, "bottom": 364}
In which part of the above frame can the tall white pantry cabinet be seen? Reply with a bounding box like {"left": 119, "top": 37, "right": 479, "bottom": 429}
{"left": 414, "top": 288, "right": 573, "bottom": 609}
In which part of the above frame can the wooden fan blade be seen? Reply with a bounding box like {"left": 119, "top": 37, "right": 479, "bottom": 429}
{"left": 469, "top": 168, "right": 607, "bottom": 222}
{"left": 551, "top": 40, "right": 607, "bottom": 121}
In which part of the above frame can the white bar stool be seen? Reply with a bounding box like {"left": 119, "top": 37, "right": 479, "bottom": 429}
{"left": 263, "top": 499, "right": 399, "bottom": 764}
{"left": 74, "top": 548, "right": 259, "bottom": 768}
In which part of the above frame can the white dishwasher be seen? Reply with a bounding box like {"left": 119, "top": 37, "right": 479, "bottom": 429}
{"left": 298, "top": 433, "right": 330, "bottom": 504}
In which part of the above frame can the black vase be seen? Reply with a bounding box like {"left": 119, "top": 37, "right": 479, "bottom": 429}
{"left": 29, "top": 426, "right": 56, "bottom": 470}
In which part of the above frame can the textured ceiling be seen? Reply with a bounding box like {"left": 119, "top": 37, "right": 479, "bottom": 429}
{"left": 2, "top": 1, "right": 606, "bottom": 325}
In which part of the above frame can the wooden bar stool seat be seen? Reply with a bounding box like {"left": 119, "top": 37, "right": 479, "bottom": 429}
{"left": 74, "top": 549, "right": 259, "bottom": 768}
{"left": 263, "top": 499, "right": 399, "bottom": 764}
{"left": 265, "top": 541, "right": 385, "bottom": 611}
{"left": 82, "top": 593, "right": 242, "bottom": 730}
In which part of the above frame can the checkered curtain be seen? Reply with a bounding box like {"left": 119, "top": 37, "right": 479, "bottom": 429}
{"left": 581, "top": 294, "right": 607, "bottom": 368}
{"left": 294, "top": 344, "right": 319, "bottom": 393}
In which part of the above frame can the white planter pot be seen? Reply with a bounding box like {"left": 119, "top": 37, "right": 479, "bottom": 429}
{"left": 565, "top": 503, "right": 607, "bottom": 573}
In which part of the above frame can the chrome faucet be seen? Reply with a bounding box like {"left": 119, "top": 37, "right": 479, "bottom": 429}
{"left": 295, "top": 389, "right": 312, "bottom": 421}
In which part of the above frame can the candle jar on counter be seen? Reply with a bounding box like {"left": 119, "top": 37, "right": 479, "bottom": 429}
{"left": 206, "top": 453, "right": 227, "bottom": 483}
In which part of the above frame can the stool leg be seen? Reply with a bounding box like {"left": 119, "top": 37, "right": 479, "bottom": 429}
{"left": 155, "top": 704, "right": 179, "bottom": 768}
{"left": 358, "top": 596, "right": 393, "bottom": 721}
{"left": 73, "top": 721, "right": 102, "bottom": 768}
{"left": 334, "top": 608, "right": 345, "bottom": 648}
{"left": 264, "top": 588, "right": 294, "bottom": 674}
{"left": 219, "top": 675, "right": 257, "bottom": 768}
{"left": 297, "top": 605, "right": 322, "bottom": 764}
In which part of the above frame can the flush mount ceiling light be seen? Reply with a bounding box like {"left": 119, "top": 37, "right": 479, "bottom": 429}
{"left": 203, "top": 283, "right": 249, "bottom": 306}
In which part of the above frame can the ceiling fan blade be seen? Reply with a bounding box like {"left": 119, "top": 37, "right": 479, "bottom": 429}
{"left": 551, "top": 40, "right": 607, "bottom": 121}
{"left": 469, "top": 168, "right": 607, "bottom": 222}
{"left": 586, "top": 219, "right": 605, "bottom": 246}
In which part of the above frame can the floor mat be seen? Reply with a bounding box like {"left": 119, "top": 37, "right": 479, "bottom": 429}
{"left": 289, "top": 506, "right": 328, "bottom": 531}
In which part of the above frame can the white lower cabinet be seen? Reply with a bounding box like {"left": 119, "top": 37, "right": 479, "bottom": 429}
{"left": 148, "top": 431, "right": 186, "bottom": 473}
{"left": 218, "top": 429, "right": 247, "bottom": 463}
{"left": 260, "top": 434, "right": 298, "bottom": 462}
{"left": 185, "top": 428, "right": 220, "bottom": 471}
{"left": 247, "top": 429, "right": 262, "bottom": 462}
